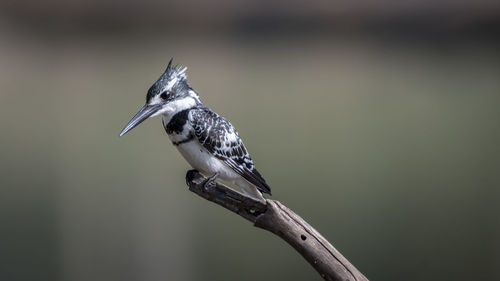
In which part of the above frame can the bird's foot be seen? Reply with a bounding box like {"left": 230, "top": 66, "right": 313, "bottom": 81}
{"left": 202, "top": 172, "right": 219, "bottom": 191}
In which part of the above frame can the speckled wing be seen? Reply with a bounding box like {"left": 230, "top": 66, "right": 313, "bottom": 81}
{"left": 189, "top": 107, "right": 271, "bottom": 195}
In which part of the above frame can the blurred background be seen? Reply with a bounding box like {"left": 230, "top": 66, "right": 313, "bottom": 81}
{"left": 1, "top": 1, "right": 499, "bottom": 281}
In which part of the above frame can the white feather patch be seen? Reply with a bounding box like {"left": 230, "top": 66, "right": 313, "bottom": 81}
{"left": 152, "top": 96, "right": 197, "bottom": 119}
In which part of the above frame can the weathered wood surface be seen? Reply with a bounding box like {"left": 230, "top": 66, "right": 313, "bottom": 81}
{"left": 186, "top": 170, "right": 369, "bottom": 281}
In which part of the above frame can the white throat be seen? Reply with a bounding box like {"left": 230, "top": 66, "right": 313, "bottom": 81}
{"left": 152, "top": 95, "right": 199, "bottom": 123}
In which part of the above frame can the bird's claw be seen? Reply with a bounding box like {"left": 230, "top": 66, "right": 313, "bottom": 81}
{"left": 202, "top": 172, "right": 219, "bottom": 191}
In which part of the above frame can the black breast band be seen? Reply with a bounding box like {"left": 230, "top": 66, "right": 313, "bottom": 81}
{"left": 172, "top": 133, "right": 195, "bottom": 146}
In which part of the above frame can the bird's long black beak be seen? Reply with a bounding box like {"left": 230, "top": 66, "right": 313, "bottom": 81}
{"left": 119, "top": 104, "right": 162, "bottom": 136}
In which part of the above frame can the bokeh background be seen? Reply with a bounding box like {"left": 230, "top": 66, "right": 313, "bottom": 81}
{"left": 1, "top": 1, "right": 499, "bottom": 281}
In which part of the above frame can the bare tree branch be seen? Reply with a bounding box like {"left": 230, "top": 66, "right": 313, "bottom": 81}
{"left": 186, "top": 170, "right": 369, "bottom": 281}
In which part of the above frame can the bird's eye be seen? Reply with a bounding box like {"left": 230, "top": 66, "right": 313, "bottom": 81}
{"left": 160, "top": 92, "right": 168, "bottom": 100}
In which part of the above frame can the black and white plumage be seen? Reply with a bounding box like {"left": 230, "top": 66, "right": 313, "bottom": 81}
{"left": 120, "top": 59, "right": 271, "bottom": 200}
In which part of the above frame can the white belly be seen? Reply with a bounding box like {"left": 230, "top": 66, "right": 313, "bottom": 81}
{"left": 161, "top": 113, "right": 265, "bottom": 201}
{"left": 175, "top": 140, "right": 240, "bottom": 181}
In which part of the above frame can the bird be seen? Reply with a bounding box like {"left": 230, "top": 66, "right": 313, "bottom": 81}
{"left": 119, "top": 59, "right": 271, "bottom": 202}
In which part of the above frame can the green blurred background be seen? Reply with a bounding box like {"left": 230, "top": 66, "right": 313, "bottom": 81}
{"left": 1, "top": 1, "right": 499, "bottom": 280}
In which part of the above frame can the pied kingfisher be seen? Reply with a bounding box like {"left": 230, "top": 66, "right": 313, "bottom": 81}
{"left": 119, "top": 59, "right": 271, "bottom": 201}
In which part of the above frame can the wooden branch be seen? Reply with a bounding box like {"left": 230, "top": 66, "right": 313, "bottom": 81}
{"left": 185, "top": 170, "right": 369, "bottom": 281}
